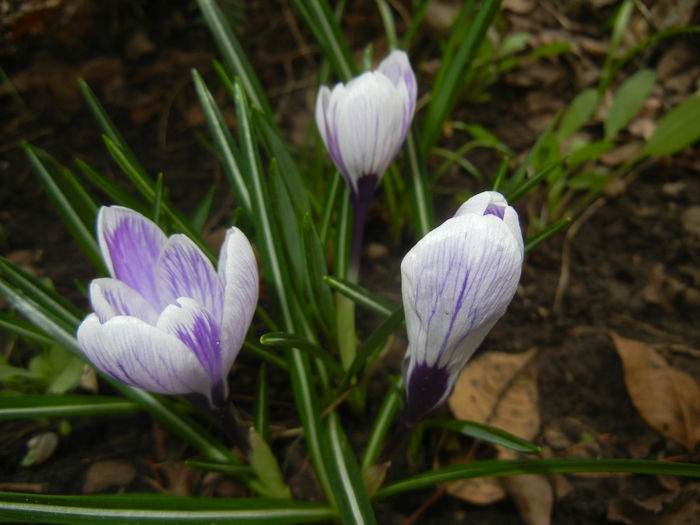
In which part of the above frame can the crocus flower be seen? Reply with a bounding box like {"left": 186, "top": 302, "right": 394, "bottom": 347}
{"left": 401, "top": 191, "right": 524, "bottom": 425}
{"left": 315, "top": 49, "right": 417, "bottom": 211}
{"left": 77, "top": 206, "right": 258, "bottom": 408}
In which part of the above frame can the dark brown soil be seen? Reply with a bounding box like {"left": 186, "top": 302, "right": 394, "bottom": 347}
{"left": 2, "top": 2, "right": 699, "bottom": 524}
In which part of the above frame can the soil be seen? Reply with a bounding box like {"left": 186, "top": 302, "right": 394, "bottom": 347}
{"left": 2, "top": 1, "right": 699, "bottom": 524}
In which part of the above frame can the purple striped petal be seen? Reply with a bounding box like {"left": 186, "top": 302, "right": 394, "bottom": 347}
{"left": 401, "top": 213, "right": 522, "bottom": 373}
{"left": 217, "top": 227, "right": 258, "bottom": 374}
{"left": 155, "top": 234, "right": 223, "bottom": 321}
{"left": 89, "top": 278, "right": 159, "bottom": 325}
{"left": 77, "top": 314, "right": 212, "bottom": 400}
{"left": 156, "top": 298, "right": 224, "bottom": 402}
{"left": 97, "top": 207, "right": 167, "bottom": 309}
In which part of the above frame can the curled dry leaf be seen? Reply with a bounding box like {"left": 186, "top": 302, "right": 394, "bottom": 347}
{"left": 446, "top": 348, "right": 552, "bottom": 525}
{"left": 610, "top": 332, "right": 700, "bottom": 451}
{"left": 83, "top": 460, "right": 136, "bottom": 494}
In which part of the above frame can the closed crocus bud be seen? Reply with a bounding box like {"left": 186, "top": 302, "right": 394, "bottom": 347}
{"left": 401, "top": 191, "right": 524, "bottom": 425}
{"left": 315, "top": 50, "right": 417, "bottom": 207}
{"left": 77, "top": 206, "right": 258, "bottom": 408}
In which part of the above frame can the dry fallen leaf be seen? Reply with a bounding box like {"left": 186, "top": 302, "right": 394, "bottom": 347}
{"left": 83, "top": 460, "right": 136, "bottom": 493}
{"left": 610, "top": 333, "right": 700, "bottom": 451}
{"left": 608, "top": 489, "right": 700, "bottom": 524}
{"left": 448, "top": 348, "right": 539, "bottom": 438}
{"left": 446, "top": 349, "right": 551, "bottom": 524}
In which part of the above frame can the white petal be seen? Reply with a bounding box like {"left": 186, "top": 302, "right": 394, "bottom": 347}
{"left": 97, "top": 206, "right": 167, "bottom": 308}
{"left": 156, "top": 298, "right": 224, "bottom": 399}
{"left": 217, "top": 227, "right": 258, "bottom": 375}
{"left": 77, "top": 314, "right": 213, "bottom": 401}
{"left": 330, "top": 71, "right": 409, "bottom": 184}
{"left": 401, "top": 214, "right": 522, "bottom": 370}
{"left": 454, "top": 191, "right": 507, "bottom": 217}
{"left": 89, "top": 278, "right": 159, "bottom": 325}
{"left": 378, "top": 50, "right": 417, "bottom": 116}
{"left": 155, "top": 234, "right": 223, "bottom": 321}
{"left": 315, "top": 86, "right": 332, "bottom": 146}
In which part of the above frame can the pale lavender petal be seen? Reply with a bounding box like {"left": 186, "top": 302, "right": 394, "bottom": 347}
{"left": 401, "top": 214, "right": 522, "bottom": 371}
{"left": 89, "top": 278, "right": 159, "bottom": 325}
{"left": 217, "top": 227, "right": 258, "bottom": 375}
{"left": 454, "top": 191, "right": 506, "bottom": 217}
{"left": 77, "top": 314, "right": 213, "bottom": 401}
{"left": 97, "top": 206, "right": 167, "bottom": 308}
{"left": 378, "top": 49, "right": 417, "bottom": 136}
{"left": 155, "top": 234, "right": 223, "bottom": 320}
{"left": 156, "top": 298, "right": 225, "bottom": 401}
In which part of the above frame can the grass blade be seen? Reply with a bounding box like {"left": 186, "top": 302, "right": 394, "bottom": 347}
{"left": 0, "top": 395, "right": 140, "bottom": 420}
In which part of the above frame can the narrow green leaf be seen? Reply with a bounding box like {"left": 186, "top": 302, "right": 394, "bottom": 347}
{"left": 261, "top": 332, "right": 343, "bottom": 377}
{"left": 490, "top": 156, "right": 509, "bottom": 192}
{"left": 326, "top": 413, "right": 378, "bottom": 524}
{"left": 254, "top": 364, "right": 270, "bottom": 442}
{"left": 420, "top": 0, "right": 501, "bottom": 152}
{"left": 376, "top": 458, "right": 700, "bottom": 499}
{"left": 196, "top": 0, "right": 270, "bottom": 113}
{"left": 604, "top": 69, "right": 655, "bottom": 140}
{"left": 0, "top": 395, "right": 140, "bottom": 420}
{"left": 270, "top": 159, "right": 306, "bottom": 288}
{"left": 291, "top": 0, "right": 356, "bottom": 81}
{"left": 232, "top": 81, "right": 336, "bottom": 505}
{"left": 406, "top": 125, "right": 434, "bottom": 239}
{"left": 185, "top": 460, "right": 254, "bottom": 478}
{"left": 301, "top": 215, "right": 336, "bottom": 338}
{"left": 507, "top": 158, "right": 566, "bottom": 203}
{"left": 558, "top": 88, "right": 598, "bottom": 139}
{"left": 0, "top": 312, "right": 55, "bottom": 346}
{"left": 74, "top": 158, "right": 144, "bottom": 211}
{"left": 361, "top": 376, "right": 403, "bottom": 469}
{"left": 191, "top": 68, "right": 252, "bottom": 213}
{"left": 249, "top": 428, "right": 292, "bottom": 499}
{"left": 254, "top": 110, "right": 312, "bottom": 215}
{"left": 191, "top": 185, "right": 217, "bottom": 232}
{"left": 599, "top": 0, "right": 634, "bottom": 93}
{"left": 567, "top": 140, "right": 614, "bottom": 167}
{"left": 423, "top": 418, "right": 541, "bottom": 454}
{"left": 22, "top": 144, "right": 102, "bottom": 270}
{"left": 524, "top": 217, "right": 572, "bottom": 252}
{"left": 319, "top": 172, "right": 343, "bottom": 248}
{"left": 642, "top": 95, "right": 700, "bottom": 156}
{"left": 0, "top": 492, "right": 334, "bottom": 524}
{"left": 337, "top": 308, "right": 404, "bottom": 394}
{"left": 375, "top": 0, "right": 397, "bottom": 49}
{"left": 242, "top": 341, "right": 288, "bottom": 370}
{"left": 324, "top": 276, "right": 395, "bottom": 317}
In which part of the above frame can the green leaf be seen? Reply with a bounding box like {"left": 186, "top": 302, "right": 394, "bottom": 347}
{"left": 420, "top": 0, "right": 501, "bottom": 152}
{"left": 604, "top": 69, "right": 656, "bottom": 140}
{"left": 524, "top": 217, "right": 572, "bottom": 253}
{"left": 260, "top": 332, "right": 343, "bottom": 377}
{"left": 376, "top": 458, "right": 700, "bottom": 499}
{"left": 422, "top": 418, "right": 541, "bottom": 454}
{"left": 558, "top": 88, "right": 598, "bottom": 139}
{"left": 248, "top": 428, "right": 292, "bottom": 499}
{"left": 325, "top": 413, "right": 378, "bottom": 524}
{"left": 291, "top": 0, "right": 356, "bottom": 81}
{"left": 0, "top": 395, "right": 140, "bottom": 420}
{"left": 74, "top": 158, "right": 145, "bottom": 212}
{"left": 499, "top": 31, "right": 529, "bottom": 57}
{"left": 22, "top": 144, "right": 103, "bottom": 271}
{"left": 0, "top": 312, "right": 55, "bottom": 346}
{"left": 195, "top": 0, "right": 271, "bottom": 113}
{"left": 642, "top": 95, "right": 700, "bottom": 156}
{"left": 190, "top": 185, "right": 217, "bottom": 232}
{"left": 323, "top": 276, "right": 395, "bottom": 317}
{"left": 301, "top": 215, "right": 335, "bottom": 338}
{"left": 191, "top": 69, "right": 252, "bottom": 214}
{"left": 567, "top": 140, "right": 614, "bottom": 167}
{"left": 0, "top": 492, "right": 334, "bottom": 524}
{"left": 361, "top": 376, "right": 402, "bottom": 469}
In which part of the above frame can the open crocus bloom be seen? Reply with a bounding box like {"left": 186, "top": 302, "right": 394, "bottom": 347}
{"left": 401, "top": 191, "right": 524, "bottom": 425}
{"left": 315, "top": 50, "right": 416, "bottom": 207}
{"left": 77, "top": 206, "right": 258, "bottom": 407}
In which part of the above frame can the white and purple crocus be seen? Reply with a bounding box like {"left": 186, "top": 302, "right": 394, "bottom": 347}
{"left": 315, "top": 50, "right": 417, "bottom": 271}
{"left": 77, "top": 206, "right": 258, "bottom": 408}
{"left": 401, "top": 191, "right": 524, "bottom": 425}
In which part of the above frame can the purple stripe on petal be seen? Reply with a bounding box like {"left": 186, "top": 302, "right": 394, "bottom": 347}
{"left": 157, "top": 298, "right": 223, "bottom": 388}
{"left": 90, "top": 278, "right": 159, "bottom": 325}
{"left": 98, "top": 207, "right": 167, "bottom": 309}
{"left": 77, "top": 314, "right": 213, "bottom": 401}
{"left": 484, "top": 203, "right": 505, "bottom": 219}
{"left": 156, "top": 235, "right": 223, "bottom": 321}
{"left": 405, "top": 361, "right": 450, "bottom": 425}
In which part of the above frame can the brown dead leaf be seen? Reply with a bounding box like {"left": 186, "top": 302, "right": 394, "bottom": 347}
{"left": 608, "top": 489, "right": 700, "bottom": 524}
{"left": 83, "top": 460, "right": 136, "bottom": 493}
{"left": 448, "top": 348, "right": 539, "bottom": 439}
{"left": 502, "top": 472, "right": 553, "bottom": 525}
{"left": 446, "top": 349, "right": 543, "bottom": 517}
{"left": 611, "top": 333, "right": 700, "bottom": 451}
